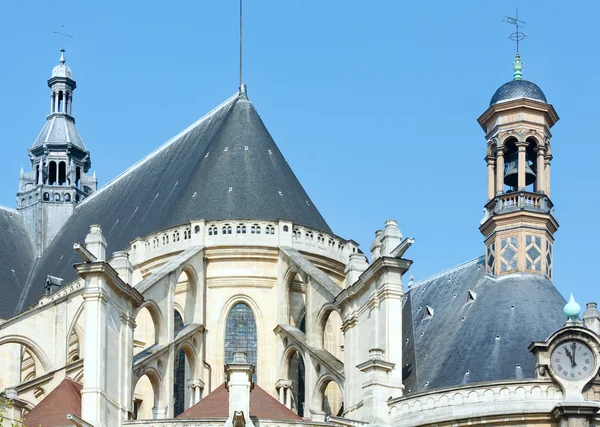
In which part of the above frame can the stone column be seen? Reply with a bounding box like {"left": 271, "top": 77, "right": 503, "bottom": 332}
{"left": 357, "top": 349, "right": 396, "bottom": 425}
{"left": 279, "top": 385, "right": 284, "bottom": 403}
{"left": 76, "top": 225, "right": 144, "bottom": 427}
{"left": 495, "top": 147, "right": 505, "bottom": 194}
{"left": 285, "top": 386, "right": 292, "bottom": 409}
{"left": 486, "top": 155, "right": 496, "bottom": 200}
{"left": 545, "top": 154, "right": 552, "bottom": 197}
{"left": 224, "top": 352, "right": 255, "bottom": 427}
{"left": 516, "top": 142, "right": 528, "bottom": 190}
{"left": 535, "top": 146, "right": 546, "bottom": 193}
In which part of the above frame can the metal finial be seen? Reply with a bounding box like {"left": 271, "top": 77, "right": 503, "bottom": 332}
{"left": 503, "top": 9, "right": 527, "bottom": 54}
{"left": 53, "top": 25, "right": 73, "bottom": 62}
{"left": 513, "top": 53, "right": 523, "bottom": 81}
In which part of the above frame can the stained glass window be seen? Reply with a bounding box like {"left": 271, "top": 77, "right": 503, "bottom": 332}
{"left": 224, "top": 303, "right": 257, "bottom": 380}
{"left": 173, "top": 311, "right": 186, "bottom": 416}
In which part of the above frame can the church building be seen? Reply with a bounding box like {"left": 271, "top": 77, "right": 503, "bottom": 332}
{"left": 1, "top": 37, "right": 600, "bottom": 427}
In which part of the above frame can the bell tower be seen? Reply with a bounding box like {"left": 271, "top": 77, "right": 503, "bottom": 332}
{"left": 478, "top": 54, "right": 559, "bottom": 280}
{"left": 16, "top": 50, "right": 97, "bottom": 254}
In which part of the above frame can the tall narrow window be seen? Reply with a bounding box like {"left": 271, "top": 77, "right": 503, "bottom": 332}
{"left": 173, "top": 311, "right": 186, "bottom": 416}
{"left": 58, "top": 162, "right": 67, "bottom": 185}
{"left": 58, "top": 91, "right": 64, "bottom": 112}
{"left": 75, "top": 167, "right": 81, "bottom": 189}
{"left": 224, "top": 303, "right": 257, "bottom": 380}
{"left": 49, "top": 161, "right": 57, "bottom": 185}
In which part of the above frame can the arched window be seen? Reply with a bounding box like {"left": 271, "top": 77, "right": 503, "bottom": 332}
{"left": 54, "top": 193, "right": 60, "bottom": 202}
{"left": 225, "top": 303, "right": 257, "bottom": 380}
{"left": 283, "top": 225, "right": 289, "bottom": 232}
{"left": 49, "top": 161, "right": 57, "bottom": 185}
{"left": 195, "top": 225, "right": 201, "bottom": 234}
{"left": 173, "top": 311, "right": 186, "bottom": 416}
{"left": 64, "top": 193, "right": 71, "bottom": 202}
{"left": 58, "top": 162, "right": 66, "bottom": 185}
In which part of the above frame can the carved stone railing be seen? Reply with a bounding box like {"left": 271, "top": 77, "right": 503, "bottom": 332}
{"left": 388, "top": 379, "right": 564, "bottom": 425}
{"left": 485, "top": 191, "right": 553, "bottom": 217}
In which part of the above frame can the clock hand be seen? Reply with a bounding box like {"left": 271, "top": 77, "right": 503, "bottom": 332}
{"left": 571, "top": 342, "right": 577, "bottom": 368}
{"left": 565, "top": 347, "right": 574, "bottom": 365}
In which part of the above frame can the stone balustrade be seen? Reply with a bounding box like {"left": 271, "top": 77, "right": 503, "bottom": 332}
{"left": 388, "top": 380, "right": 565, "bottom": 425}
{"left": 485, "top": 191, "right": 553, "bottom": 217}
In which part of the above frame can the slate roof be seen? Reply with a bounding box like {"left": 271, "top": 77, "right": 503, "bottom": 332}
{"left": 0, "top": 207, "right": 35, "bottom": 320}
{"left": 32, "top": 113, "right": 87, "bottom": 151}
{"left": 13, "top": 91, "right": 331, "bottom": 315}
{"left": 490, "top": 80, "right": 547, "bottom": 105}
{"left": 23, "top": 378, "right": 82, "bottom": 427}
{"left": 177, "top": 383, "right": 303, "bottom": 421}
{"left": 402, "top": 257, "right": 566, "bottom": 394}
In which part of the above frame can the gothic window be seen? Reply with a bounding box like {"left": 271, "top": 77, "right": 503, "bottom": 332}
{"left": 224, "top": 303, "right": 257, "bottom": 380}
{"left": 173, "top": 311, "right": 186, "bottom": 416}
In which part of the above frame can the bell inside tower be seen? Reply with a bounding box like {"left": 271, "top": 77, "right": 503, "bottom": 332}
{"left": 502, "top": 137, "right": 538, "bottom": 191}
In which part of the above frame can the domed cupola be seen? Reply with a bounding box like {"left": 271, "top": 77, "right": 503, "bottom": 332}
{"left": 51, "top": 49, "right": 73, "bottom": 79}
{"left": 489, "top": 53, "right": 547, "bottom": 105}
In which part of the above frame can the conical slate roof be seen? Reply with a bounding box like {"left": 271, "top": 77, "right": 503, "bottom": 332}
{"left": 14, "top": 91, "right": 331, "bottom": 314}
{"left": 32, "top": 114, "right": 87, "bottom": 151}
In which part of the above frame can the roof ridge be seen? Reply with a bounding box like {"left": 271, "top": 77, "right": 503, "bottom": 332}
{"left": 77, "top": 92, "right": 241, "bottom": 206}
{"left": 0, "top": 205, "right": 18, "bottom": 214}
{"left": 411, "top": 256, "right": 484, "bottom": 288}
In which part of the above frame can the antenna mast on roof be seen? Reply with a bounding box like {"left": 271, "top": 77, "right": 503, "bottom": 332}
{"left": 503, "top": 9, "right": 527, "bottom": 53}
{"left": 239, "top": 0, "right": 245, "bottom": 93}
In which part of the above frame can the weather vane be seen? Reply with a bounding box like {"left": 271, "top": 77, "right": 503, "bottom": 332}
{"left": 503, "top": 9, "right": 527, "bottom": 53}
{"left": 53, "top": 24, "right": 73, "bottom": 51}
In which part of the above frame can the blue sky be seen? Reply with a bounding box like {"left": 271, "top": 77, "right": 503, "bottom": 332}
{"left": 0, "top": 1, "right": 597, "bottom": 308}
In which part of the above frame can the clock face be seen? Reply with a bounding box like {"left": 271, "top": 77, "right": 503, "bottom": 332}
{"left": 550, "top": 340, "right": 595, "bottom": 381}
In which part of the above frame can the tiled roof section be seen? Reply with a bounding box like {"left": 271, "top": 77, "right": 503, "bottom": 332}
{"left": 490, "top": 79, "right": 547, "bottom": 105}
{"left": 16, "top": 92, "right": 331, "bottom": 314}
{"left": 402, "top": 257, "right": 566, "bottom": 394}
{"left": 23, "top": 378, "right": 82, "bottom": 427}
{"left": 177, "top": 383, "right": 303, "bottom": 421}
{"left": 0, "top": 207, "right": 35, "bottom": 319}
{"left": 32, "top": 114, "right": 87, "bottom": 151}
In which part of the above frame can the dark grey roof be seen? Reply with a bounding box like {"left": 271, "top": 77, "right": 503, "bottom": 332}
{"left": 32, "top": 114, "right": 87, "bottom": 151}
{"left": 490, "top": 80, "right": 547, "bottom": 106}
{"left": 0, "top": 208, "right": 36, "bottom": 319}
{"left": 14, "top": 92, "right": 331, "bottom": 314}
{"left": 402, "top": 257, "right": 566, "bottom": 394}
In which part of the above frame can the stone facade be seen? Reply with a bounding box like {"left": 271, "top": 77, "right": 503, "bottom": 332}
{"left": 1, "top": 51, "right": 599, "bottom": 427}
